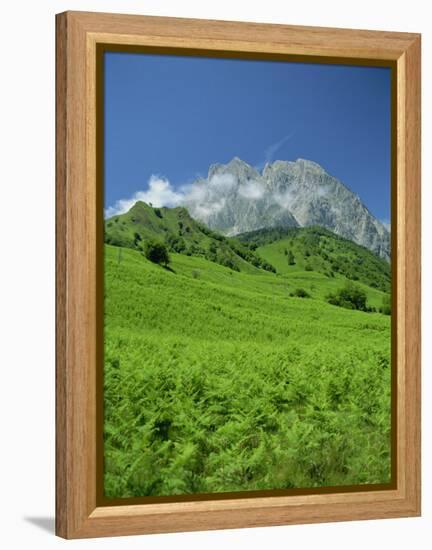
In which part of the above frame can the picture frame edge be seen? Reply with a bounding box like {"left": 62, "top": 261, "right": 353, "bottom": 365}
{"left": 55, "top": 11, "right": 421, "bottom": 539}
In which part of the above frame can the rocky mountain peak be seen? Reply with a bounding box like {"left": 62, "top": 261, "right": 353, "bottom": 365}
{"left": 185, "top": 157, "right": 390, "bottom": 260}
{"left": 208, "top": 157, "right": 260, "bottom": 181}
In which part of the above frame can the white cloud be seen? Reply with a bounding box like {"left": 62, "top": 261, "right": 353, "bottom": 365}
{"left": 192, "top": 199, "right": 226, "bottom": 220}
{"left": 208, "top": 173, "right": 237, "bottom": 191}
{"left": 105, "top": 168, "right": 296, "bottom": 222}
{"left": 105, "top": 175, "right": 183, "bottom": 217}
{"left": 105, "top": 172, "right": 237, "bottom": 221}
{"left": 274, "top": 190, "right": 295, "bottom": 210}
{"left": 238, "top": 180, "right": 265, "bottom": 200}
{"left": 181, "top": 174, "right": 236, "bottom": 222}
{"left": 107, "top": 162, "right": 337, "bottom": 224}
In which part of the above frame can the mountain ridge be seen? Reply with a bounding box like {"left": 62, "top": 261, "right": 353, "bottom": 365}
{"left": 237, "top": 225, "right": 391, "bottom": 293}
{"left": 184, "top": 157, "right": 390, "bottom": 261}
{"left": 104, "top": 200, "right": 276, "bottom": 274}
{"left": 104, "top": 201, "right": 391, "bottom": 296}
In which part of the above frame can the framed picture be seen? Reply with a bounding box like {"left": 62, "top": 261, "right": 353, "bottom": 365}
{"left": 56, "top": 11, "right": 421, "bottom": 539}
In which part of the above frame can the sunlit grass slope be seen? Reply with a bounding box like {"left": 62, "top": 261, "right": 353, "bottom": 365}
{"left": 104, "top": 201, "right": 275, "bottom": 274}
{"left": 239, "top": 225, "right": 391, "bottom": 293}
{"left": 104, "top": 244, "right": 391, "bottom": 498}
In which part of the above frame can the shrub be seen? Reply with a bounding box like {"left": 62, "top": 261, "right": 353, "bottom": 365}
{"left": 209, "top": 242, "right": 218, "bottom": 254}
{"left": 189, "top": 244, "right": 206, "bottom": 256}
{"left": 166, "top": 233, "right": 186, "bottom": 253}
{"left": 379, "top": 294, "right": 391, "bottom": 315}
{"left": 219, "top": 257, "right": 239, "bottom": 271}
{"left": 287, "top": 250, "right": 295, "bottom": 265}
{"left": 133, "top": 232, "right": 142, "bottom": 248}
{"left": 143, "top": 240, "right": 170, "bottom": 266}
{"left": 326, "top": 282, "right": 368, "bottom": 311}
{"left": 154, "top": 208, "right": 163, "bottom": 218}
{"left": 290, "top": 288, "right": 310, "bottom": 298}
{"left": 263, "top": 262, "right": 276, "bottom": 273}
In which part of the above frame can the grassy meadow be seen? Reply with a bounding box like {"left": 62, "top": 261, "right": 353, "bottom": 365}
{"left": 104, "top": 220, "right": 392, "bottom": 497}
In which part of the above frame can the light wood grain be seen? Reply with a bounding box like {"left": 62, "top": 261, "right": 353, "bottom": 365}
{"left": 402, "top": 37, "right": 421, "bottom": 512}
{"left": 56, "top": 11, "right": 421, "bottom": 539}
{"left": 73, "top": 10, "right": 418, "bottom": 60}
{"left": 55, "top": 11, "right": 68, "bottom": 538}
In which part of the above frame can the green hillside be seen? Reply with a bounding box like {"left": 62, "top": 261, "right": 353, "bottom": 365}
{"left": 105, "top": 201, "right": 275, "bottom": 274}
{"left": 104, "top": 241, "right": 392, "bottom": 498}
{"left": 237, "top": 226, "right": 391, "bottom": 293}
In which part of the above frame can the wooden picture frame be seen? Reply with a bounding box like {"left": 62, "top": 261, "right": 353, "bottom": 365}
{"left": 56, "top": 10, "right": 421, "bottom": 539}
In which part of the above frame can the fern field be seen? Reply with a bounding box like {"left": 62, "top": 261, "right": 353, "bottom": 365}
{"left": 103, "top": 244, "right": 392, "bottom": 498}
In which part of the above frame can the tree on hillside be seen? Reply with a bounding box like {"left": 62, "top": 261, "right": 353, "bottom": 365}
{"left": 209, "top": 241, "right": 218, "bottom": 254}
{"left": 287, "top": 250, "right": 295, "bottom": 265}
{"left": 133, "top": 232, "right": 142, "bottom": 248}
{"left": 326, "top": 282, "right": 368, "bottom": 312}
{"left": 143, "top": 240, "right": 170, "bottom": 266}
{"left": 290, "top": 287, "right": 310, "bottom": 298}
{"left": 379, "top": 294, "right": 391, "bottom": 315}
{"left": 166, "top": 233, "right": 186, "bottom": 253}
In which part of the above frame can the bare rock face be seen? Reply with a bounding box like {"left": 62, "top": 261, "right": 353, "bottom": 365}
{"left": 184, "top": 157, "right": 299, "bottom": 236}
{"left": 185, "top": 157, "right": 390, "bottom": 260}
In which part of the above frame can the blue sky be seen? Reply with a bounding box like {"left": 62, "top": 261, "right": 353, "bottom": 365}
{"left": 104, "top": 52, "right": 391, "bottom": 223}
